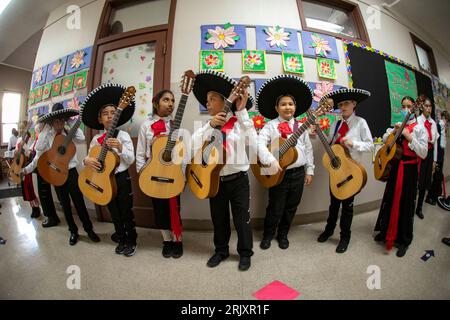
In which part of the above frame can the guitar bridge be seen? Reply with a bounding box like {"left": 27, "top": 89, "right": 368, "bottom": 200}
{"left": 151, "top": 176, "right": 174, "bottom": 184}
{"left": 85, "top": 179, "right": 104, "bottom": 193}
{"left": 189, "top": 170, "right": 203, "bottom": 188}
{"left": 337, "top": 175, "right": 353, "bottom": 188}
{"left": 46, "top": 161, "right": 61, "bottom": 173}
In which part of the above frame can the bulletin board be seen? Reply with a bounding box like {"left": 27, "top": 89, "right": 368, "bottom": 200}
{"left": 345, "top": 43, "right": 434, "bottom": 138}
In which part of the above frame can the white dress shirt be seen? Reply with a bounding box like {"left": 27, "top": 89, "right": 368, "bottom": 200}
{"left": 23, "top": 125, "right": 85, "bottom": 174}
{"left": 8, "top": 135, "right": 18, "bottom": 151}
{"left": 88, "top": 130, "right": 135, "bottom": 174}
{"left": 191, "top": 109, "right": 258, "bottom": 177}
{"left": 257, "top": 116, "right": 314, "bottom": 175}
{"left": 136, "top": 115, "right": 173, "bottom": 173}
{"left": 417, "top": 114, "right": 439, "bottom": 161}
{"left": 327, "top": 113, "right": 374, "bottom": 163}
{"left": 382, "top": 117, "right": 428, "bottom": 160}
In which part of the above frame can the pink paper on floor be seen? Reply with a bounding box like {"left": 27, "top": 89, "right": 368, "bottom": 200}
{"left": 253, "top": 280, "right": 300, "bottom": 300}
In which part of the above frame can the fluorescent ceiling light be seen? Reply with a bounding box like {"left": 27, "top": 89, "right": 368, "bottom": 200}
{"left": 0, "top": 0, "right": 12, "bottom": 15}
{"left": 306, "top": 18, "right": 344, "bottom": 34}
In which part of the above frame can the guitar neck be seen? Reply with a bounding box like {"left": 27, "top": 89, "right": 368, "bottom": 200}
{"left": 212, "top": 99, "right": 233, "bottom": 130}
{"left": 279, "top": 111, "right": 315, "bottom": 157}
{"left": 98, "top": 108, "right": 123, "bottom": 163}
{"left": 62, "top": 118, "right": 82, "bottom": 148}
{"left": 316, "top": 119, "right": 338, "bottom": 161}
{"left": 166, "top": 93, "right": 188, "bottom": 152}
{"left": 391, "top": 110, "right": 413, "bottom": 147}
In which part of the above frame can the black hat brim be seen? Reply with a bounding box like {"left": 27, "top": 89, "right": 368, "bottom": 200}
{"left": 193, "top": 70, "right": 253, "bottom": 112}
{"left": 82, "top": 83, "right": 135, "bottom": 130}
{"left": 38, "top": 109, "right": 79, "bottom": 123}
{"left": 321, "top": 88, "right": 371, "bottom": 109}
{"left": 256, "top": 75, "right": 313, "bottom": 119}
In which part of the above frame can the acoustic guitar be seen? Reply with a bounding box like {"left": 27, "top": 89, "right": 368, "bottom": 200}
{"left": 373, "top": 96, "right": 424, "bottom": 181}
{"left": 138, "top": 70, "right": 195, "bottom": 199}
{"left": 251, "top": 103, "right": 332, "bottom": 188}
{"left": 315, "top": 101, "right": 367, "bottom": 200}
{"left": 186, "top": 76, "right": 251, "bottom": 199}
{"left": 78, "top": 86, "right": 136, "bottom": 206}
{"left": 37, "top": 116, "right": 82, "bottom": 186}
{"left": 9, "top": 122, "right": 32, "bottom": 184}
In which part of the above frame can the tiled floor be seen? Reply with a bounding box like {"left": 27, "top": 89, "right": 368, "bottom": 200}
{"left": 0, "top": 188, "right": 449, "bottom": 300}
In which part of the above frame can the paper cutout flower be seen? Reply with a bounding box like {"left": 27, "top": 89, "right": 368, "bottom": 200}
{"left": 52, "top": 83, "right": 60, "bottom": 92}
{"left": 313, "top": 81, "right": 334, "bottom": 102}
{"left": 252, "top": 115, "right": 266, "bottom": 129}
{"left": 63, "top": 78, "right": 72, "bottom": 89}
{"left": 245, "top": 52, "right": 262, "bottom": 68}
{"left": 204, "top": 54, "right": 219, "bottom": 67}
{"left": 320, "top": 61, "right": 332, "bottom": 75}
{"left": 70, "top": 51, "right": 85, "bottom": 69}
{"left": 319, "top": 117, "right": 330, "bottom": 131}
{"left": 310, "top": 33, "right": 332, "bottom": 57}
{"left": 52, "top": 60, "right": 62, "bottom": 76}
{"left": 34, "top": 67, "right": 44, "bottom": 84}
{"left": 287, "top": 56, "right": 301, "bottom": 70}
{"left": 205, "top": 23, "right": 240, "bottom": 49}
{"left": 43, "top": 87, "right": 50, "bottom": 96}
{"left": 75, "top": 76, "right": 84, "bottom": 88}
{"left": 264, "top": 26, "right": 290, "bottom": 48}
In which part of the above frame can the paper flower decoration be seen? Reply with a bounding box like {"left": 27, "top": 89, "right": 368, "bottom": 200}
{"left": 52, "top": 60, "right": 63, "bottom": 76}
{"left": 313, "top": 81, "right": 335, "bottom": 102}
{"left": 70, "top": 51, "right": 85, "bottom": 69}
{"left": 205, "top": 23, "right": 240, "bottom": 49}
{"left": 252, "top": 115, "right": 266, "bottom": 129}
{"left": 319, "top": 117, "right": 331, "bottom": 131}
{"left": 264, "top": 26, "right": 290, "bottom": 48}
{"left": 67, "top": 97, "right": 80, "bottom": 111}
{"left": 245, "top": 53, "right": 262, "bottom": 68}
{"left": 205, "top": 54, "right": 219, "bottom": 66}
{"left": 34, "top": 67, "right": 44, "bottom": 84}
{"left": 310, "top": 33, "right": 332, "bottom": 57}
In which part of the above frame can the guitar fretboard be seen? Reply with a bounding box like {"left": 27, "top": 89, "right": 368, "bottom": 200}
{"left": 165, "top": 93, "right": 188, "bottom": 153}
{"left": 315, "top": 117, "right": 338, "bottom": 164}
{"left": 61, "top": 118, "right": 82, "bottom": 149}
{"left": 98, "top": 108, "right": 123, "bottom": 163}
{"left": 279, "top": 111, "right": 316, "bottom": 157}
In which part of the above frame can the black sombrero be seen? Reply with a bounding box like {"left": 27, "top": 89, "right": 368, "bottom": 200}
{"left": 321, "top": 88, "right": 371, "bottom": 109}
{"left": 82, "top": 83, "right": 135, "bottom": 130}
{"left": 38, "top": 103, "right": 79, "bottom": 123}
{"left": 193, "top": 70, "right": 254, "bottom": 112}
{"left": 256, "top": 75, "right": 313, "bottom": 119}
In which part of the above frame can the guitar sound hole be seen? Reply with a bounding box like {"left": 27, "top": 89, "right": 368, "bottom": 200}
{"left": 57, "top": 146, "right": 66, "bottom": 155}
{"left": 161, "top": 150, "right": 172, "bottom": 164}
{"left": 331, "top": 157, "right": 341, "bottom": 169}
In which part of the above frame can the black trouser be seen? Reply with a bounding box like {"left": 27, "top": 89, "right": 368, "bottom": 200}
{"left": 55, "top": 168, "right": 93, "bottom": 233}
{"left": 263, "top": 166, "right": 305, "bottom": 240}
{"left": 36, "top": 172, "right": 58, "bottom": 220}
{"left": 416, "top": 148, "right": 434, "bottom": 211}
{"left": 107, "top": 170, "right": 137, "bottom": 245}
{"left": 209, "top": 172, "right": 253, "bottom": 257}
{"left": 325, "top": 191, "right": 355, "bottom": 241}
{"left": 152, "top": 196, "right": 181, "bottom": 230}
{"left": 427, "top": 161, "right": 444, "bottom": 201}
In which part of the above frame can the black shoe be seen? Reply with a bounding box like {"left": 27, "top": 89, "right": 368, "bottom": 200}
{"left": 238, "top": 256, "right": 251, "bottom": 271}
{"left": 111, "top": 232, "right": 120, "bottom": 243}
{"left": 442, "top": 237, "right": 450, "bottom": 246}
{"left": 42, "top": 217, "right": 60, "bottom": 228}
{"left": 87, "top": 230, "right": 100, "bottom": 243}
{"left": 437, "top": 196, "right": 450, "bottom": 211}
{"left": 374, "top": 233, "right": 385, "bottom": 242}
{"left": 277, "top": 236, "right": 289, "bottom": 249}
{"left": 30, "top": 207, "right": 41, "bottom": 218}
{"left": 336, "top": 239, "right": 349, "bottom": 253}
{"left": 260, "top": 238, "right": 271, "bottom": 250}
{"left": 172, "top": 242, "right": 183, "bottom": 258}
{"left": 206, "top": 253, "right": 229, "bottom": 268}
{"left": 425, "top": 198, "right": 436, "bottom": 206}
{"left": 162, "top": 241, "right": 173, "bottom": 258}
{"left": 415, "top": 209, "right": 424, "bottom": 219}
{"left": 317, "top": 230, "right": 333, "bottom": 243}
{"left": 115, "top": 241, "right": 127, "bottom": 254}
{"left": 123, "top": 243, "right": 137, "bottom": 257}
{"left": 396, "top": 245, "right": 408, "bottom": 257}
{"left": 69, "top": 232, "right": 79, "bottom": 246}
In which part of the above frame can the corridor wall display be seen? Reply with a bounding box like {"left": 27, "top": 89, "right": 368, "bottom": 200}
{"left": 201, "top": 23, "right": 247, "bottom": 51}
{"left": 255, "top": 25, "right": 300, "bottom": 53}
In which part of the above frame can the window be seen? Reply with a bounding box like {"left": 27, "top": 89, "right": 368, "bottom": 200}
{"left": 410, "top": 33, "right": 438, "bottom": 76}
{"left": 297, "top": 0, "right": 370, "bottom": 45}
{"left": 1, "top": 92, "right": 21, "bottom": 145}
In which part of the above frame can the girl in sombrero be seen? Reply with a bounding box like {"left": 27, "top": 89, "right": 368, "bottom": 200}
{"left": 136, "top": 89, "right": 184, "bottom": 259}
{"left": 191, "top": 70, "right": 256, "bottom": 271}
{"left": 316, "top": 88, "right": 373, "bottom": 253}
{"left": 22, "top": 103, "right": 100, "bottom": 246}
{"left": 83, "top": 83, "right": 138, "bottom": 257}
{"left": 256, "top": 75, "right": 315, "bottom": 251}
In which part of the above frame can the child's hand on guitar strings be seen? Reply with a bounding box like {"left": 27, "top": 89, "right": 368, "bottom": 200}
{"left": 84, "top": 157, "right": 102, "bottom": 171}
{"left": 106, "top": 138, "right": 123, "bottom": 152}
{"left": 210, "top": 112, "right": 227, "bottom": 128}
{"left": 235, "top": 90, "right": 249, "bottom": 112}
{"left": 341, "top": 136, "right": 353, "bottom": 148}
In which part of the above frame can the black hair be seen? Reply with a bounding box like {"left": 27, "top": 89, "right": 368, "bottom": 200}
{"left": 441, "top": 110, "right": 450, "bottom": 122}
{"left": 401, "top": 96, "right": 415, "bottom": 104}
{"left": 275, "top": 94, "right": 296, "bottom": 107}
{"left": 152, "top": 89, "right": 174, "bottom": 115}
